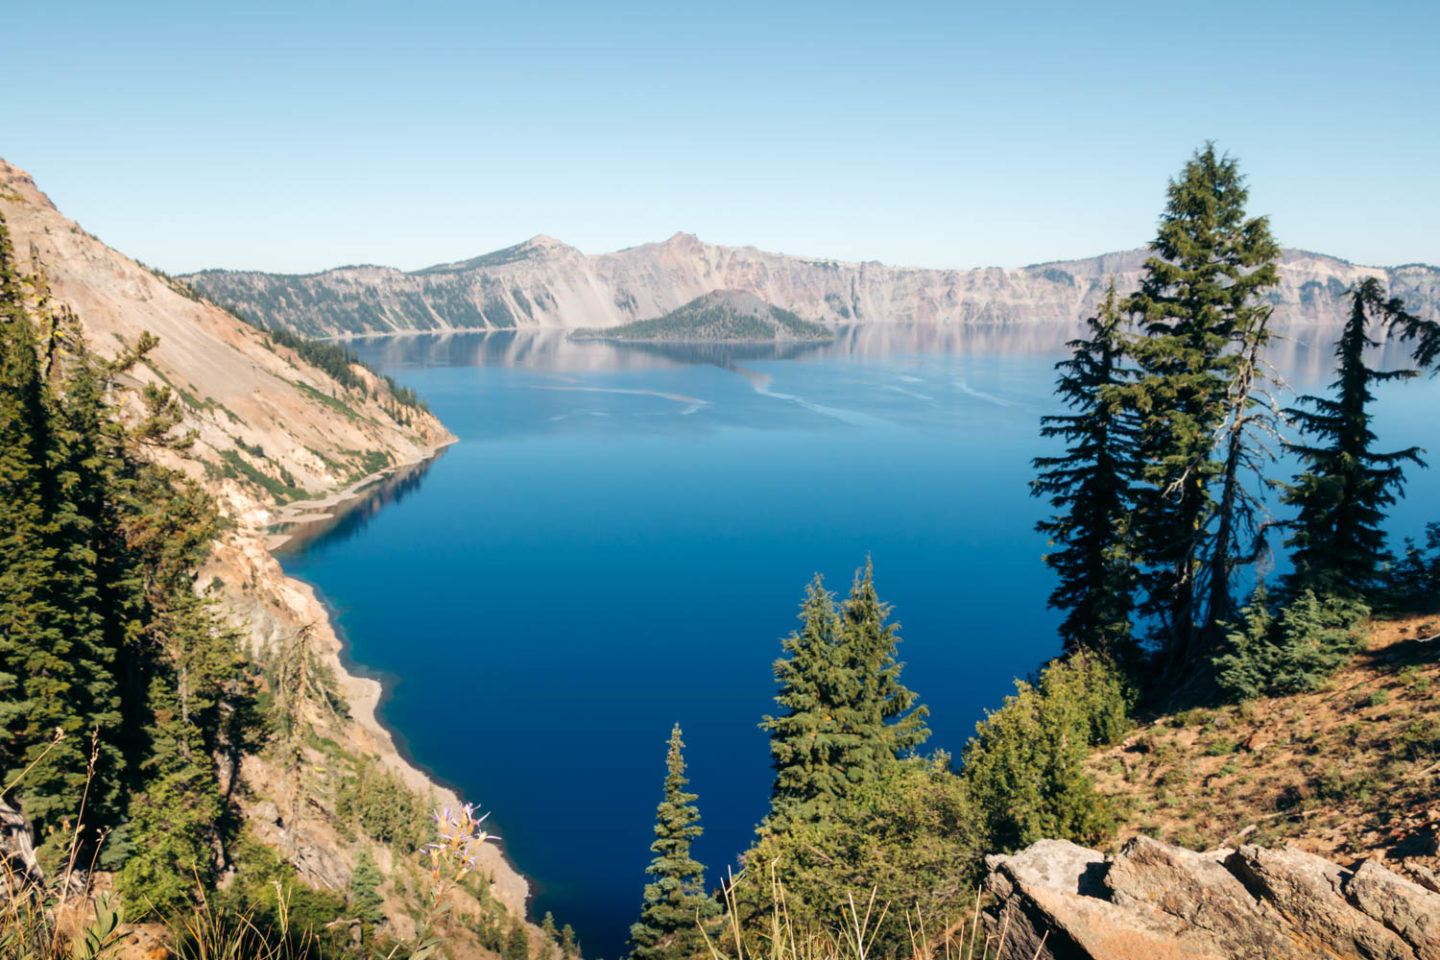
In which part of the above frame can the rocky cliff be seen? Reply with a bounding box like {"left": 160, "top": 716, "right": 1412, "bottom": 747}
{"left": 0, "top": 159, "right": 531, "bottom": 955}
{"left": 183, "top": 232, "right": 1440, "bottom": 338}
{"left": 985, "top": 835, "right": 1440, "bottom": 960}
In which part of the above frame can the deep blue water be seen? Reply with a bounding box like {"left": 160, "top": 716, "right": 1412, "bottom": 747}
{"left": 276, "top": 327, "right": 1440, "bottom": 958}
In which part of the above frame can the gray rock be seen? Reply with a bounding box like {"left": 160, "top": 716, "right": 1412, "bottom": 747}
{"left": 1228, "top": 844, "right": 1414, "bottom": 959}
{"left": 1346, "top": 859, "right": 1440, "bottom": 960}
{"left": 1106, "top": 836, "right": 1303, "bottom": 959}
{"left": 985, "top": 836, "right": 1439, "bottom": 960}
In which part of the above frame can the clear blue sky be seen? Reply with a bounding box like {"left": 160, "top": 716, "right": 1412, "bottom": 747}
{"left": 4, "top": 0, "right": 1436, "bottom": 274}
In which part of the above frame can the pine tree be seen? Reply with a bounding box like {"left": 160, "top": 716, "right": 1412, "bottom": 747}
{"left": 760, "top": 576, "right": 852, "bottom": 828}
{"left": 1283, "top": 279, "right": 1428, "bottom": 597}
{"left": 629, "top": 725, "right": 718, "bottom": 960}
{"left": 1121, "top": 144, "right": 1280, "bottom": 678}
{"left": 540, "top": 911, "right": 561, "bottom": 960}
{"left": 833, "top": 559, "right": 929, "bottom": 783}
{"left": 560, "top": 923, "right": 579, "bottom": 959}
{"left": 0, "top": 213, "right": 63, "bottom": 820}
{"left": 0, "top": 216, "right": 128, "bottom": 862}
{"left": 506, "top": 923, "right": 532, "bottom": 960}
{"left": 350, "top": 847, "right": 385, "bottom": 944}
{"left": 1032, "top": 282, "right": 1140, "bottom": 660}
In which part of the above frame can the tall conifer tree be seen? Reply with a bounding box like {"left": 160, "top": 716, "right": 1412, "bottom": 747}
{"left": 0, "top": 216, "right": 127, "bottom": 860}
{"left": 1032, "top": 282, "right": 1140, "bottom": 660}
{"left": 1122, "top": 144, "right": 1280, "bottom": 677}
{"left": 630, "top": 725, "right": 717, "bottom": 960}
{"left": 833, "top": 559, "right": 929, "bottom": 782}
{"left": 761, "top": 576, "right": 852, "bottom": 828}
{"left": 1283, "top": 278, "right": 1430, "bottom": 596}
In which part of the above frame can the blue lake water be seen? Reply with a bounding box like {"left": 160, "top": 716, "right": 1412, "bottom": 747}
{"left": 276, "top": 326, "right": 1440, "bottom": 958}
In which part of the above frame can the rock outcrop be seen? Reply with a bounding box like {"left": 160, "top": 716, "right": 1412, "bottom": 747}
{"left": 985, "top": 836, "right": 1440, "bottom": 960}
{"left": 182, "top": 232, "right": 1440, "bottom": 338}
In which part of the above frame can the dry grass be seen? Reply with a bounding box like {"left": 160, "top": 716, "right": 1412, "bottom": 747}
{"left": 701, "top": 864, "right": 1037, "bottom": 960}
{"left": 1089, "top": 612, "right": 1440, "bottom": 874}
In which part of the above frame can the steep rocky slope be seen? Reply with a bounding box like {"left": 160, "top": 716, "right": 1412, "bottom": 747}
{"left": 184, "top": 232, "right": 1440, "bottom": 338}
{"left": 0, "top": 159, "right": 534, "bottom": 955}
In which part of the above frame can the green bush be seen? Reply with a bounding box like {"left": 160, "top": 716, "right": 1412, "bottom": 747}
{"left": 1216, "top": 589, "right": 1369, "bottom": 701}
{"left": 735, "top": 755, "right": 981, "bottom": 952}
{"left": 1382, "top": 523, "right": 1440, "bottom": 613}
{"left": 334, "top": 758, "right": 429, "bottom": 851}
{"left": 960, "top": 651, "right": 1131, "bottom": 854}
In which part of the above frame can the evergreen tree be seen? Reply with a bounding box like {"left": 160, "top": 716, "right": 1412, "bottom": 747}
{"left": 560, "top": 923, "right": 578, "bottom": 959}
{"left": 833, "top": 559, "right": 929, "bottom": 783}
{"left": 1283, "top": 279, "right": 1428, "bottom": 597}
{"left": 349, "top": 847, "right": 385, "bottom": 944}
{"left": 540, "top": 911, "right": 561, "bottom": 960}
{"left": 1215, "top": 587, "right": 1369, "bottom": 701}
{"left": 0, "top": 217, "right": 128, "bottom": 862}
{"left": 1032, "top": 282, "right": 1140, "bottom": 660}
{"left": 0, "top": 212, "right": 255, "bottom": 899}
{"left": 629, "top": 725, "right": 718, "bottom": 960}
{"left": 0, "top": 213, "right": 67, "bottom": 836}
{"left": 760, "top": 576, "right": 852, "bottom": 828}
{"left": 506, "top": 923, "right": 532, "bottom": 960}
{"left": 1121, "top": 144, "right": 1280, "bottom": 678}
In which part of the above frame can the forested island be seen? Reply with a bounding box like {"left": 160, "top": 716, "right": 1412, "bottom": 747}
{"left": 2, "top": 142, "right": 1439, "bottom": 960}
{"left": 571, "top": 290, "right": 834, "bottom": 343}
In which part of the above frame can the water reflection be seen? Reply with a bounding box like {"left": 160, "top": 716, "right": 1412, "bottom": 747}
{"left": 350, "top": 322, "right": 1421, "bottom": 385}
{"left": 272, "top": 452, "right": 444, "bottom": 558}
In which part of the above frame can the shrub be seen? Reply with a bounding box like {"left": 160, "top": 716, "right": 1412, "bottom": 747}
{"left": 1382, "top": 523, "right": 1440, "bottom": 613}
{"left": 1216, "top": 589, "right": 1370, "bottom": 701}
{"left": 960, "top": 651, "right": 1132, "bottom": 853}
{"left": 735, "top": 755, "right": 981, "bottom": 954}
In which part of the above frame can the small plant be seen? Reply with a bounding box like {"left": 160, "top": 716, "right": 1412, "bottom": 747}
{"left": 1366, "top": 690, "right": 1391, "bottom": 708}
{"left": 410, "top": 802, "right": 499, "bottom": 959}
{"left": 1205, "top": 738, "right": 1238, "bottom": 757}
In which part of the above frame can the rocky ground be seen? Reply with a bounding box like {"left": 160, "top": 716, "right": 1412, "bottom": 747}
{"left": 985, "top": 835, "right": 1440, "bottom": 960}
{"left": 1089, "top": 614, "right": 1440, "bottom": 876}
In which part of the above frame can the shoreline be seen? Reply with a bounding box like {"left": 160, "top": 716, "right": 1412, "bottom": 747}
{"left": 243, "top": 433, "right": 539, "bottom": 917}
{"left": 263, "top": 436, "right": 459, "bottom": 552}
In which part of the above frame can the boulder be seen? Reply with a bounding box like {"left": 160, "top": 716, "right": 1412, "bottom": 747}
{"left": 985, "top": 836, "right": 1440, "bottom": 960}
{"left": 1346, "top": 859, "right": 1440, "bottom": 960}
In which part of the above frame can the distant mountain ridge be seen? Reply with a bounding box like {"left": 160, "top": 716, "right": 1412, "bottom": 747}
{"left": 184, "top": 232, "right": 1440, "bottom": 340}
{"left": 575, "top": 289, "right": 833, "bottom": 342}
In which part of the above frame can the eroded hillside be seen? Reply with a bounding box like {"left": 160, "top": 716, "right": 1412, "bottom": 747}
{"left": 0, "top": 158, "right": 539, "bottom": 958}
{"left": 183, "top": 231, "right": 1440, "bottom": 338}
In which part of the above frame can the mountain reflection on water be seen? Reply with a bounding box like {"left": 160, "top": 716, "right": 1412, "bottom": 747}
{"left": 346, "top": 321, "right": 1415, "bottom": 383}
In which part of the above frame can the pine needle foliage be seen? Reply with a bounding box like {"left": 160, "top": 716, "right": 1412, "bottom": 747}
{"left": 1215, "top": 588, "right": 1370, "bottom": 701}
{"left": 761, "top": 562, "right": 928, "bottom": 831}
{"left": 0, "top": 211, "right": 259, "bottom": 908}
{"left": 1120, "top": 143, "right": 1281, "bottom": 680}
{"left": 630, "top": 724, "right": 719, "bottom": 960}
{"left": 1032, "top": 282, "right": 1140, "bottom": 662}
{"left": 960, "top": 652, "right": 1130, "bottom": 854}
{"left": 1283, "top": 278, "right": 1429, "bottom": 598}
{"left": 761, "top": 576, "right": 853, "bottom": 829}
